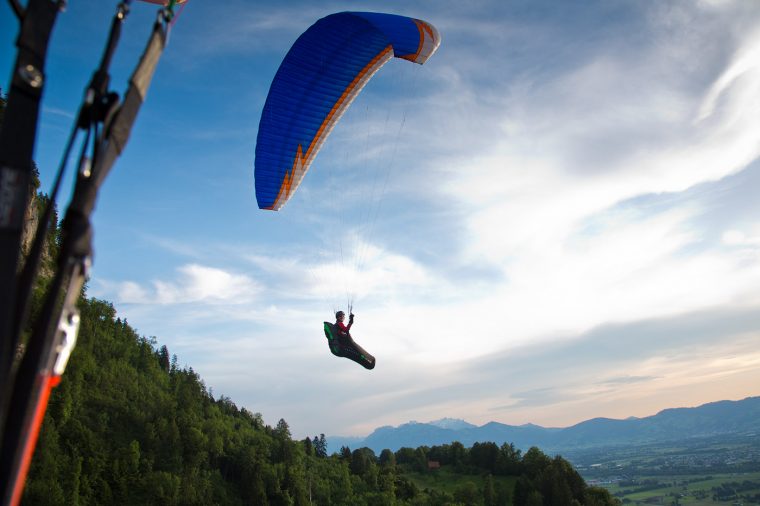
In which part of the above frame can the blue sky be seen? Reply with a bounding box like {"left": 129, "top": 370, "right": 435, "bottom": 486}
{"left": 3, "top": 0, "right": 760, "bottom": 440}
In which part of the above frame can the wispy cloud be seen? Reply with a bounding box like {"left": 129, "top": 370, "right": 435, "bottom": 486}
{"left": 42, "top": 106, "right": 76, "bottom": 119}
{"left": 417, "top": 3, "right": 760, "bottom": 354}
{"left": 597, "top": 375, "right": 660, "bottom": 386}
{"left": 169, "top": 3, "right": 336, "bottom": 62}
{"left": 141, "top": 234, "right": 204, "bottom": 259}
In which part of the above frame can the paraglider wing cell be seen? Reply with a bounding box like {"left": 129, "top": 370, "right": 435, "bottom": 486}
{"left": 254, "top": 12, "right": 441, "bottom": 211}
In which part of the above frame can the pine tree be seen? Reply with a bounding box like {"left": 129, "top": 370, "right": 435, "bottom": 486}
{"left": 315, "top": 433, "right": 327, "bottom": 458}
{"left": 275, "top": 418, "right": 291, "bottom": 439}
{"left": 158, "top": 345, "right": 170, "bottom": 372}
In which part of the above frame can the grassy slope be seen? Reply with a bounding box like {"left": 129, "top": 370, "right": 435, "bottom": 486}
{"left": 403, "top": 467, "right": 517, "bottom": 495}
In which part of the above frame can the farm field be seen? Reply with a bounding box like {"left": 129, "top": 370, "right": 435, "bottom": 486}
{"left": 600, "top": 471, "right": 760, "bottom": 505}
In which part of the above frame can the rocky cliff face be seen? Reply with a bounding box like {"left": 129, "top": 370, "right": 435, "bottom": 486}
{"left": 1, "top": 95, "right": 53, "bottom": 278}
{"left": 14, "top": 184, "right": 59, "bottom": 363}
{"left": 19, "top": 181, "right": 57, "bottom": 281}
{"left": 21, "top": 189, "right": 39, "bottom": 257}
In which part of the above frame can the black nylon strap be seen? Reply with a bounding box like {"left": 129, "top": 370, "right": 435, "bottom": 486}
{"left": 0, "top": 0, "right": 61, "bottom": 442}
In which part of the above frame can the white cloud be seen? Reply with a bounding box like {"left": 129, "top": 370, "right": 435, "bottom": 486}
{"left": 116, "top": 281, "right": 149, "bottom": 302}
{"left": 722, "top": 228, "right": 760, "bottom": 247}
{"left": 243, "top": 234, "right": 433, "bottom": 303}
{"left": 108, "top": 264, "right": 260, "bottom": 305}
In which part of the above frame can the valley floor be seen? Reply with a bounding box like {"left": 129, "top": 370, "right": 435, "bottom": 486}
{"left": 566, "top": 434, "right": 760, "bottom": 505}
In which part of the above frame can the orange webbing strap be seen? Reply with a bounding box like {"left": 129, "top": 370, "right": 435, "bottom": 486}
{"left": 7, "top": 373, "right": 61, "bottom": 506}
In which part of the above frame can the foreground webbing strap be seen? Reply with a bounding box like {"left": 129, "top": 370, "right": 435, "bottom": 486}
{"left": 0, "top": 0, "right": 61, "bottom": 423}
{"left": 87, "top": 20, "right": 166, "bottom": 193}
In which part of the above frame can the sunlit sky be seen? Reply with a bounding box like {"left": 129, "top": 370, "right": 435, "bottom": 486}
{"left": 3, "top": 0, "right": 760, "bottom": 440}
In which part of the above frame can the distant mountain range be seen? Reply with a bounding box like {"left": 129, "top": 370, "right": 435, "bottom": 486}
{"left": 326, "top": 396, "right": 760, "bottom": 455}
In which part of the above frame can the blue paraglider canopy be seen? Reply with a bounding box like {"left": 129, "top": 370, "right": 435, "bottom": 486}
{"left": 254, "top": 11, "right": 441, "bottom": 211}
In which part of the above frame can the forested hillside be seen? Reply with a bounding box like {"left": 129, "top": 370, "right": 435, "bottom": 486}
{"left": 24, "top": 310, "right": 620, "bottom": 506}
{"left": 3, "top": 93, "right": 619, "bottom": 505}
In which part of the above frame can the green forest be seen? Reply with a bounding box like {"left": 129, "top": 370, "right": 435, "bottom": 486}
{"left": 3, "top": 94, "right": 619, "bottom": 505}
